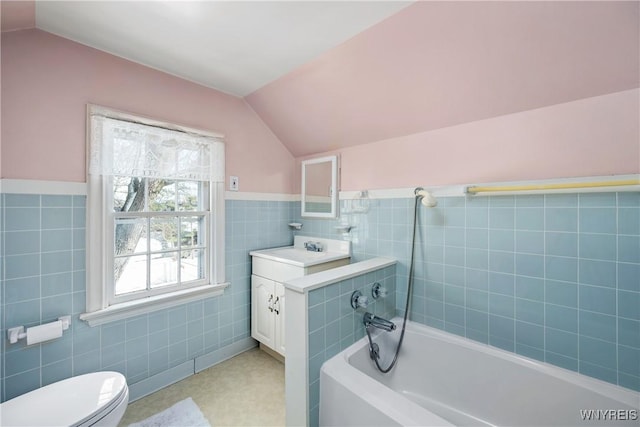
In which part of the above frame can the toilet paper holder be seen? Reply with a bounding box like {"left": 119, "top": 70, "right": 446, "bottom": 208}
{"left": 7, "top": 315, "right": 71, "bottom": 344}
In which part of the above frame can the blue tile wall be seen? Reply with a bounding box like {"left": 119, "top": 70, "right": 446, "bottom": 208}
{"left": 1, "top": 195, "right": 293, "bottom": 401}
{"left": 295, "top": 192, "right": 640, "bottom": 393}
{"left": 306, "top": 265, "right": 396, "bottom": 427}
{"left": 0, "top": 193, "right": 3, "bottom": 402}
{"left": 3, "top": 191, "right": 637, "bottom": 407}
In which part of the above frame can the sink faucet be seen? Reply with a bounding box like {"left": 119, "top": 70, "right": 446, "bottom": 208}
{"left": 304, "top": 241, "right": 323, "bottom": 252}
{"left": 363, "top": 312, "right": 396, "bottom": 332}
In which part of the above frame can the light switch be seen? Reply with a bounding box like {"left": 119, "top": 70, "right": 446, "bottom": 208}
{"left": 229, "top": 176, "right": 239, "bottom": 191}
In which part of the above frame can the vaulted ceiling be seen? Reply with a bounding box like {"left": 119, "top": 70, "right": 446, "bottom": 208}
{"left": 1, "top": 0, "right": 411, "bottom": 96}
{"left": 3, "top": 1, "right": 638, "bottom": 158}
{"left": 246, "top": 1, "right": 640, "bottom": 157}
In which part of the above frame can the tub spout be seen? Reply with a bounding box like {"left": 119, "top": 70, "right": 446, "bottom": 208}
{"left": 363, "top": 312, "right": 396, "bottom": 332}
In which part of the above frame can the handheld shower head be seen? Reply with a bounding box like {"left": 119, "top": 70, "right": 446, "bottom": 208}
{"left": 415, "top": 188, "right": 438, "bottom": 207}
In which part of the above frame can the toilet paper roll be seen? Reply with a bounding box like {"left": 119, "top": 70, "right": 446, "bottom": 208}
{"left": 26, "top": 320, "right": 63, "bottom": 345}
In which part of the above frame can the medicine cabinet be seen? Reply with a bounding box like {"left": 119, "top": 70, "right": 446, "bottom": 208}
{"left": 301, "top": 155, "right": 338, "bottom": 218}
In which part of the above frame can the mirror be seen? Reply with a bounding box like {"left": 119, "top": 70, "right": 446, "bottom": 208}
{"left": 301, "top": 155, "right": 338, "bottom": 218}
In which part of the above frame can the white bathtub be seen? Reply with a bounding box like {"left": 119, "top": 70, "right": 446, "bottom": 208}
{"left": 320, "top": 319, "right": 639, "bottom": 426}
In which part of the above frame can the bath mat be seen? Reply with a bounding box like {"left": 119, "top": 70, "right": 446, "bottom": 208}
{"left": 129, "top": 397, "right": 211, "bottom": 427}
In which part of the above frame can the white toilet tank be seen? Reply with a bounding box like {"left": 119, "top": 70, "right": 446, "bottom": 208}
{"left": 1, "top": 371, "right": 129, "bottom": 427}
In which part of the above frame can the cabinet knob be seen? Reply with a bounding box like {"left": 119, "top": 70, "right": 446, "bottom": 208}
{"left": 268, "top": 294, "right": 274, "bottom": 312}
{"left": 274, "top": 296, "right": 280, "bottom": 315}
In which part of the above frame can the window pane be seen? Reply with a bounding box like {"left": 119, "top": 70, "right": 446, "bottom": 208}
{"left": 178, "top": 181, "right": 200, "bottom": 211}
{"left": 150, "top": 217, "right": 179, "bottom": 250}
{"left": 115, "top": 217, "right": 147, "bottom": 255}
{"left": 181, "top": 216, "right": 204, "bottom": 248}
{"left": 181, "top": 249, "right": 205, "bottom": 282}
{"left": 150, "top": 252, "right": 178, "bottom": 288}
{"left": 113, "top": 176, "right": 145, "bottom": 212}
{"left": 115, "top": 254, "right": 147, "bottom": 295}
{"left": 149, "top": 180, "right": 176, "bottom": 212}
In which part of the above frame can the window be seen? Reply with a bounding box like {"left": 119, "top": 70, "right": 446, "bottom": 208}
{"left": 81, "top": 105, "right": 227, "bottom": 326}
{"left": 111, "top": 178, "right": 208, "bottom": 303}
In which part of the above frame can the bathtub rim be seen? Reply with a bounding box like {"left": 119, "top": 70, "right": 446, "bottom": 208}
{"left": 325, "top": 318, "right": 639, "bottom": 408}
{"left": 320, "top": 339, "right": 454, "bottom": 427}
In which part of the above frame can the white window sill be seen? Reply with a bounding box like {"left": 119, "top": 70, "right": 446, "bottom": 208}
{"left": 80, "top": 282, "right": 229, "bottom": 327}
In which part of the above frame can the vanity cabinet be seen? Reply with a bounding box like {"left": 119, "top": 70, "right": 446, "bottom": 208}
{"left": 251, "top": 275, "right": 286, "bottom": 355}
{"left": 250, "top": 236, "right": 351, "bottom": 358}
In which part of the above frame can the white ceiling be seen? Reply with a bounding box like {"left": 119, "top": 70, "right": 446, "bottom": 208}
{"left": 35, "top": 1, "right": 411, "bottom": 97}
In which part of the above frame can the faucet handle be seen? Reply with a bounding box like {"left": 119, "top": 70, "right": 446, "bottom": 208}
{"left": 371, "top": 282, "right": 388, "bottom": 299}
{"left": 350, "top": 290, "right": 369, "bottom": 309}
{"left": 304, "top": 241, "right": 323, "bottom": 252}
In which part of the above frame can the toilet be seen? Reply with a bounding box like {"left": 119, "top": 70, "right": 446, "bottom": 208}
{"left": 1, "top": 371, "right": 129, "bottom": 427}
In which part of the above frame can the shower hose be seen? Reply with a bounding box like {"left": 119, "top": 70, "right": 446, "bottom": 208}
{"left": 366, "top": 189, "right": 422, "bottom": 373}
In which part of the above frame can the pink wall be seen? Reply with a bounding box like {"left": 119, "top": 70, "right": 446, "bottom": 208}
{"left": 5, "top": 26, "right": 637, "bottom": 195}
{"left": 0, "top": 7, "right": 3, "bottom": 180}
{"left": 1, "top": 29, "right": 295, "bottom": 193}
{"left": 1, "top": 1, "right": 34, "bottom": 32}
{"left": 295, "top": 89, "right": 640, "bottom": 192}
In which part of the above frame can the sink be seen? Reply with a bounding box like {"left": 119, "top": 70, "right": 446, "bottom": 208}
{"left": 250, "top": 236, "right": 351, "bottom": 268}
{"left": 250, "top": 246, "right": 349, "bottom": 267}
{"left": 269, "top": 247, "right": 327, "bottom": 259}
{"left": 255, "top": 247, "right": 337, "bottom": 266}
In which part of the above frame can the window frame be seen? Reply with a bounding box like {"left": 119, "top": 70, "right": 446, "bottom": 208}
{"left": 108, "top": 182, "right": 210, "bottom": 305}
{"left": 81, "top": 104, "right": 228, "bottom": 327}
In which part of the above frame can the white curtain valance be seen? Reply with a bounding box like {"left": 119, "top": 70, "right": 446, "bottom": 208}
{"left": 89, "top": 116, "right": 224, "bottom": 182}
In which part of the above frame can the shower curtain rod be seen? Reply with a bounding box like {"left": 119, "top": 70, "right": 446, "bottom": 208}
{"left": 465, "top": 178, "right": 640, "bottom": 195}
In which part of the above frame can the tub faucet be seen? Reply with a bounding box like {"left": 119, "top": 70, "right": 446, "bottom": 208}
{"left": 363, "top": 312, "right": 396, "bottom": 332}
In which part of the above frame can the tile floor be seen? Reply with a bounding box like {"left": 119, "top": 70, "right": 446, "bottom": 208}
{"left": 118, "top": 348, "right": 285, "bottom": 426}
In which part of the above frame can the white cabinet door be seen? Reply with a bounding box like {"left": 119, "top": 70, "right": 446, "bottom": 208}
{"left": 274, "top": 282, "right": 286, "bottom": 356}
{"left": 251, "top": 275, "right": 275, "bottom": 349}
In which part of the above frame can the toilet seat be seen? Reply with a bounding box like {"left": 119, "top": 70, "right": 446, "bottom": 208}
{"left": 1, "top": 371, "right": 128, "bottom": 427}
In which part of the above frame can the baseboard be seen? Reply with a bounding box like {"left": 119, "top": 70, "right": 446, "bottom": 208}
{"left": 128, "top": 361, "right": 194, "bottom": 402}
{"left": 127, "top": 337, "right": 258, "bottom": 402}
{"left": 194, "top": 337, "right": 258, "bottom": 372}
{"left": 258, "top": 343, "right": 285, "bottom": 363}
